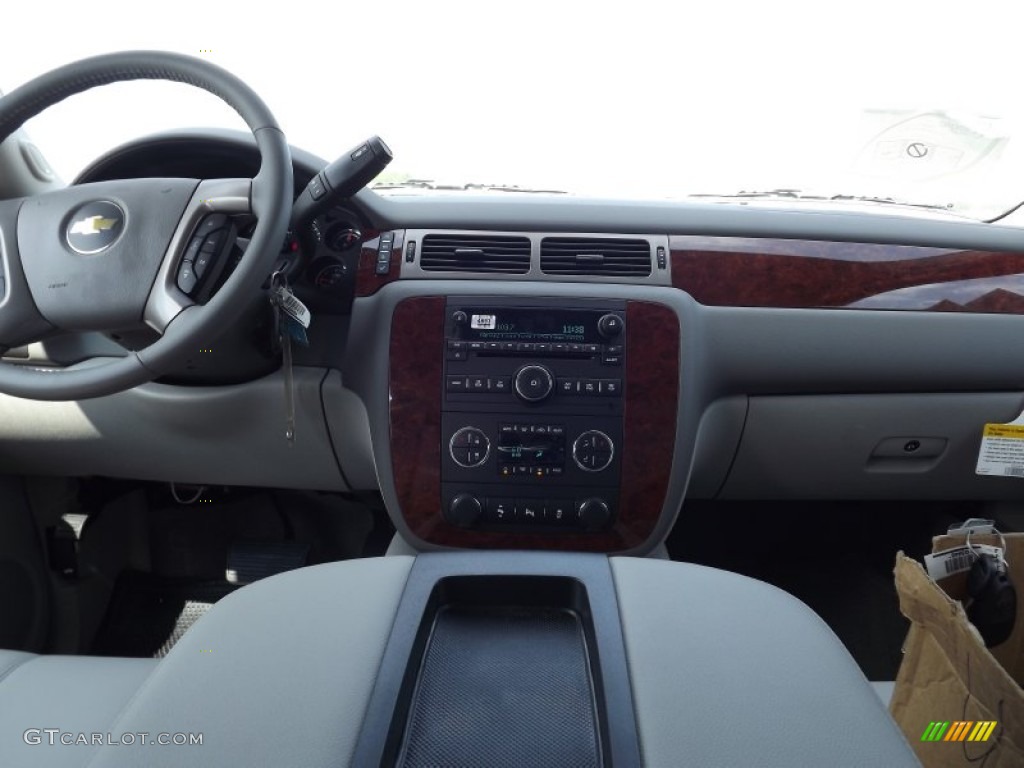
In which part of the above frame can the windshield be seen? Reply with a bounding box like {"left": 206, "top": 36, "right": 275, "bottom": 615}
{"left": 5, "top": 0, "right": 1024, "bottom": 220}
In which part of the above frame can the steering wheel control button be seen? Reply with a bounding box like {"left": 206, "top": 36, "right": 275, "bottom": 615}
{"left": 514, "top": 364, "right": 554, "bottom": 403}
{"left": 195, "top": 213, "right": 227, "bottom": 237}
{"left": 193, "top": 252, "right": 213, "bottom": 280}
{"left": 573, "top": 430, "right": 615, "bottom": 472}
{"left": 176, "top": 264, "right": 198, "bottom": 295}
{"left": 446, "top": 494, "right": 483, "bottom": 527}
{"left": 65, "top": 201, "right": 125, "bottom": 254}
{"left": 449, "top": 427, "right": 490, "bottom": 468}
{"left": 597, "top": 313, "right": 624, "bottom": 338}
{"left": 183, "top": 236, "right": 203, "bottom": 264}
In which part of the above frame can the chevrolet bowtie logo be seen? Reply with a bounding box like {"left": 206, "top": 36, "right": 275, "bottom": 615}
{"left": 69, "top": 215, "right": 119, "bottom": 235}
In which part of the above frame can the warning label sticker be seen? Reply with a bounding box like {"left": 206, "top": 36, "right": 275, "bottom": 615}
{"left": 977, "top": 421, "right": 1024, "bottom": 477}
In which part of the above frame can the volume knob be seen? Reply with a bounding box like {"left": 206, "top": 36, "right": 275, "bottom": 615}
{"left": 597, "top": 313, "right": 624, "bottom": 338}
{"left": 514, "top": 364, "right": 554, "bottom": 403}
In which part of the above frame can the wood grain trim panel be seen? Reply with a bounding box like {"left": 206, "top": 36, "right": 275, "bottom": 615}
{"left": 389, "top": 297, "right": 680, "bottom": 552}
{"left": 355, "top": 229, "right": 403, "bottom": 297}
{"left": 616, "top": 300, "right": 680, "bottom": 548}
{"left": 388, "top": 296, "right": 445, "bottom": 542}
{"left": 670, "top": 236, "right": 1024, "bottom": 313}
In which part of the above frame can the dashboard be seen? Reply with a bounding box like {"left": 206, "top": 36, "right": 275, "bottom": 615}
{"left": 5, "top": 128, "right": 1024, "bottom": 555}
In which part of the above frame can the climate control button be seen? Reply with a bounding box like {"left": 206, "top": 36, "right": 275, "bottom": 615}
{"left": 572, "top": 430, "right": 615, "bottom": 472}
{"left": 514, "top": 364, "right": 554, "bottom": 403}
{"left": 449, "top": 426, "right": 490, "bottom": 468}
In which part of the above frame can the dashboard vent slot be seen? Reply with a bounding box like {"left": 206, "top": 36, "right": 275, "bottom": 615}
{"left": 420, "top": 234, "right": 531, "bottom": 273}
{"left": 540, "top": 237, "right": 652, "bottom": 276}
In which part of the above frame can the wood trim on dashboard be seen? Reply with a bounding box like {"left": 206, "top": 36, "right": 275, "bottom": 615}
{"left": 670, "top": 236, "right": 1024, "bottom": 313}
{"left": 355, "top": 230, "right": 403, "bottom": 297}
{"left": 388, "top": 297, "right": 680, "bottom": 552}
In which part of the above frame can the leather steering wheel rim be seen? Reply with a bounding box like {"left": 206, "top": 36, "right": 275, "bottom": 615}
{"left": 0, "top": 50, "right": 292, "bottom": 400}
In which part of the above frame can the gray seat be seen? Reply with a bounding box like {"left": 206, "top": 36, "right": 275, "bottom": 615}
{"left": 0, "top": 555, "right": 918, "bottom": 767}
{"left": 0, "top": 651, "right": 157, "bottom": 768}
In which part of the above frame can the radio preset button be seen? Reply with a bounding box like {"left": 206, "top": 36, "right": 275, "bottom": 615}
{"left": 488, "top": 376, "right": 511, "bottom": 393}
{"left": 446, "top": 376, "right": 468, "bottom": 393}
{"left": 600, "top": 379, "right": 622, "bottom": 396}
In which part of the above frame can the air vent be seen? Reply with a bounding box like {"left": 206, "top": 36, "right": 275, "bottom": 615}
{"left": 420, "top": 234, "right": 531, "bottom": 273}
{"left": 540, "top": 237, "right": 652, "bottom": 276}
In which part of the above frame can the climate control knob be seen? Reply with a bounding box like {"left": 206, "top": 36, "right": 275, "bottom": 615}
{"left": 447, "top": 493, "right": 483, "bottom": 527}
{"left": 572, "top": 430, "right": 615, "bottom": 472}
{"left": 449, "top": 427, "right": 490, "bottom": 468}
{"left": 514, "top": 364, "right": 554, "bottom": 403}
{"left": 578, "top": 498, "right": 611, "bottom": 531}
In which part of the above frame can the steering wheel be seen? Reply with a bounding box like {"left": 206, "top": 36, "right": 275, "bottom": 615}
{"left": 0, "top": 51, "right": 292, "bottom": 401}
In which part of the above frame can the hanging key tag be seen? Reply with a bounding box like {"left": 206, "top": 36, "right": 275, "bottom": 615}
{"left": 281, "top": 327, "right": 296, "bottom": 444}
{"left": 272, "top": 281, "right": 312, "bottom": 332}
{"left": 268, "top": 270, "right": 298, "bottom": 444}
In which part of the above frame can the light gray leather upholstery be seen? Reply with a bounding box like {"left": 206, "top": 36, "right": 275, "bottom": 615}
{"left": 1, "top": 556, "right": 413, "bottom": 768}
{"left": 0, "top": 554, "right": 916, "bottom": 767}
{"left": 610, "top": 558, "right": 919, "bottom": 767}
{"left": 0, "top": 652, "right": 157, "bottom": 767}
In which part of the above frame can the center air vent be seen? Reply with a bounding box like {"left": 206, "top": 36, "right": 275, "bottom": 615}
{"left": 540, "top": 237, "right": 652, "bottom": 276}
{"left": 420, "top": 234, "right": 531, "bottom": 274}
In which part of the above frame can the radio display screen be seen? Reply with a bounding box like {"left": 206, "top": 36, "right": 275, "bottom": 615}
{"left": 459, "top": 308, "right": 603, "bottom": 344}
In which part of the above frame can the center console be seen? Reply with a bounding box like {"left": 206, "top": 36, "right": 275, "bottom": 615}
{"left": 387, "top": 294, "right": 680, "bottom": 552}
{"left": 441, "top": 299, "right": 626, "bottom": 533}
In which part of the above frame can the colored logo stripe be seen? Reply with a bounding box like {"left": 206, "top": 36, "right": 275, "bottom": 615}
{"left": 921, "top": 721, "right": 997, "bottom": 742}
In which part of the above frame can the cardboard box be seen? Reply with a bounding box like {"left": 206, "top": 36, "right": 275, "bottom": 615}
{"left": 891, "top": 534, "right": 1024, "bottom": 767}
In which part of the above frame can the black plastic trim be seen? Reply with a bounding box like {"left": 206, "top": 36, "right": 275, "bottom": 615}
{"left": 350, "top": 552, "right": 641, "bottom": 768}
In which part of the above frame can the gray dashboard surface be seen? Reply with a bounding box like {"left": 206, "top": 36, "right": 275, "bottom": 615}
{"left": 0, "top": 365, "right": 347, "bottom": 490}
{"left": 358, "top": 188, "right": 1024, "bottom": 250}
